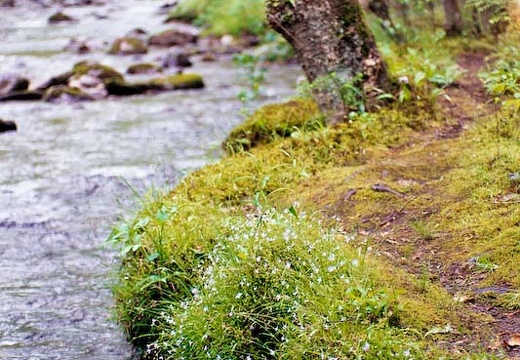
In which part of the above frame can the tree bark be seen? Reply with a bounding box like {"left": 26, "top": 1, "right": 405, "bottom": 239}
{"left": 442, "top": 0, "right": 464, "bottom": 36}
{"left": 266, "top": 0, "right": 390, "bottom": 122}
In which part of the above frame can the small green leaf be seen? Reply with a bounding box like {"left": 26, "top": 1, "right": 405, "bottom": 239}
{"left": 288, "top": 205, "right": 298, "bottom": 218}
{"left": 156, "top": 206, "right": 169, "bottom": 222}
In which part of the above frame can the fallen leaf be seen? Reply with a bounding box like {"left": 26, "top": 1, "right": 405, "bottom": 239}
{"left": 494, "top": 193, "right": 520, "bottom": 203}
{"left": 453, "top": 292, "right": 474, "bottom": 303}
{"left": 506, "top": 334, "right": 520, "bottom": 347}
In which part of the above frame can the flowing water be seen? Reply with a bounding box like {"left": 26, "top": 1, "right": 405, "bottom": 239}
{"left": 0, "top": 1, "right": 300, "bottom": 358}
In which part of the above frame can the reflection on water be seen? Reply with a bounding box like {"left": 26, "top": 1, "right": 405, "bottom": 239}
{"left": 0, "top": 1, "right": 300, "bottom": 358}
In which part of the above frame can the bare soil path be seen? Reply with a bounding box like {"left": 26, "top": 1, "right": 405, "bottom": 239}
{"left": 329, "top": 51, "right": 520, "bottom": 358}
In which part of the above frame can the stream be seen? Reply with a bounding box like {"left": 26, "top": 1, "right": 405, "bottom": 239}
{"left": 0, "top": 1, "right": 300, "bottom": 358}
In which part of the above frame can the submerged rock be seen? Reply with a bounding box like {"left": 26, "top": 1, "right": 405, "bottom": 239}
{"left": 149, "top": 29, "right": 197, "bottom": 47}
{"left": 48, "top": 11, "right": 75, "bottom": 23}
{"left": 158, "top": 1, "right": 178, "bottom": 14}
{"left": 0, "top": 74, "right": 30, "bottom": 95}
{"left": 0, "top": 119, "right": 17, "bottom": 133}
{"left": 43, "top": 85, "right": 94, "bottom": 103}
{"left": 126, "top": 63, "right": 162, "bottom": 75}
{"left": 109, "top": 37, "right": 148, "bottom": 55}
{"left": 60, "top": 0, "right": 102, "bottom": 5}
{"left": 64, "top": 38, "right": 96, "bottom": 54}
{"left": 200, "top": 52, "right": 217, "bottom": 62}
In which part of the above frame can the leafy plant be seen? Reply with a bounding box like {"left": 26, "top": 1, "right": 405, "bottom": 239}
{"left": 479, "top": 56, "right": 520, "bottom": 102}
{"left": 298, "top": 72, "right": 367, "bottom": 119}
{"left": 465, "top": 0, "right": 510, "bottom": 35}
{"left": 497, "top": 290, "right": 520, "bottom": 310}
{"left": 470, "top": 255, "right": 499, "bottom": 272}
{"left": 233, "top": 53, "right": 268, "bottom": 102}
{"left": 395, "top": 47, "right": 464, "bottom": 100}
{"left": 410, "top": 220, "right": 436, "bottom": 241}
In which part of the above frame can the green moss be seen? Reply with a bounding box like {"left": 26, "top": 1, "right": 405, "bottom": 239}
{"left": 108, "top": 37, "right": 148, "bottom": 55}
{"left": 149, "top": 73, "right": 204, "bottom": 90}
{"left": 72, "top": 61, "right": 125, "bottom": 84}
{"left": 223, "top": 99, "right": 323, "bottom": 153}
{"left": 42, "top": 85, "right": 93, "bottom": 102}
{"left": 126, "top": 63, "right": 162, "bottom": 75}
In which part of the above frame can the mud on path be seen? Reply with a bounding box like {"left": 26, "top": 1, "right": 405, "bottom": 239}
{"left": 326, "top": 51, "right": 520, "bottom": 358}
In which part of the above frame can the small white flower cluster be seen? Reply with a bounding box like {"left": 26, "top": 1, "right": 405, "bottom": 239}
{"left": 147, "top": 204, "right": 411, "bottom": 359}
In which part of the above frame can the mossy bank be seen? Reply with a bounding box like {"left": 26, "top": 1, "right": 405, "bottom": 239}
{"left": 109, "top": 29, "right": 520, "bottom": 360}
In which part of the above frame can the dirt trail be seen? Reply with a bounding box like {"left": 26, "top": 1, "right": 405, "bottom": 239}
{"left": 436, "top": 52, "right": 520, "bottom": 359}
{"left": 331, "top": 51, "right": 520, "bottom": 358}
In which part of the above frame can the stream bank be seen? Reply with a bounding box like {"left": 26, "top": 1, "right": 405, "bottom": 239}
{"left": 0, "top": 1, "right": 301, "bottom": 358}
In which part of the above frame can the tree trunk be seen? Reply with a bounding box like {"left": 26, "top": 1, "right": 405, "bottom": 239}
{"left": 266, "top": 0, "right": 390, "bottom": 123}
{"left": 442, "top": 0, "right": 463, "bottom": 36}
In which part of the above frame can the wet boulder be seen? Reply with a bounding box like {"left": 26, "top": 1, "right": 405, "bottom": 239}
{"left": 0, "top": 119, "right": 17, "bottom": 133}
{"left": 107, "top": 73, "right": 204, "bottom": 96}
{"left": 36, "top": 71, "right": 73, "bottom": 91}
{"left": 105, "top": 81, "right": 154, "bottom": 96}
{"left": 0, "top": 74, "right": 30, "bottom": 95}
{"left": 43, "top": 85, "right": 94, "bottom": 103}
{"left": 71, "top": 61, "right": 124, "bottom": 84}
{"left": 0, "top": 0, "right": 15, "bottom": 7}
{"left": 68, "top": 61, "right": 125, "bottom": 98}
{"left": 108, "top": 37, "right": 148, "bottom": 55}
{"left": 149, "top": 73, "right": 204, "bottom": 90}
{"left": 48, "top": 11, "right": 76, "bottom": 23}
{"left": 0, "top": 91, "right": 42, "bottom": 102}
{"left": 126, "top": 63, "right": 162, "bottom": 75}
{"left": 68, "top": 73, "right": 108, "bottom": 99}
{"left": 149, "top": 29, "right": 197, "bottom": 47}
{"left": 162, "top": 52, "right": 192, "bottom": 69}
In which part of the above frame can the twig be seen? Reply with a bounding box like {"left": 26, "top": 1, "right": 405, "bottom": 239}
{"left": 370, "top": 183, "right": 406, "bottom": 197}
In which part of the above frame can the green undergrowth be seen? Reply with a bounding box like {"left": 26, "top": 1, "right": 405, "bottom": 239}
{"left": 109, "top": 96, "right": 496, "bottom": 359}
{"left": 167, "top": 0, "right": 265, "bottom": 36}
{"left": 108, "top": 5, "right": 520, "bottom": 358}
{"left": 478, "top": 31, "right": 520, "bottom": 106}
{"left": 110, "top": 197, "right": 469, "bottom": 359}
